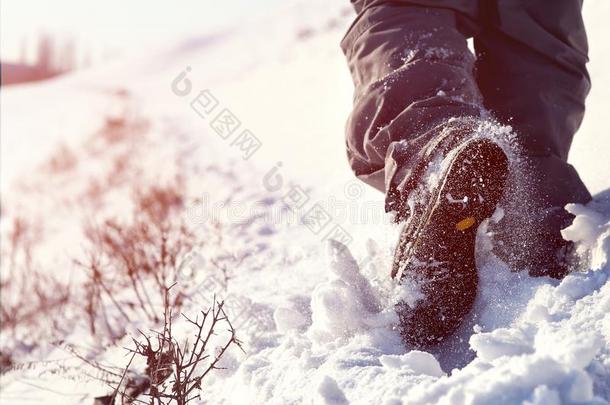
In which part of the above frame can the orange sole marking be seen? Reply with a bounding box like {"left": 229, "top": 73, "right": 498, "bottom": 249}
{"left": 456, "top": 216, "right": 476, "bottom": 231}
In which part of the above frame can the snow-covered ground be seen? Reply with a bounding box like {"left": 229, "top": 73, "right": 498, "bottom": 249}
{"left": 1, "top": 1, "right": 609, "bottom": 404}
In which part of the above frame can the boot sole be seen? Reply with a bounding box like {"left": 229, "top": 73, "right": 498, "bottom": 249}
{"left": 392, "top": 139, "right": 509, "bottom": 347}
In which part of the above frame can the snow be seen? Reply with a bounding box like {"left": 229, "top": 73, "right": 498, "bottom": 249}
{"left": 317, "top": 375, "right": 349, "bottom": 405}
{"left": 379, "top": 351, "right": 444, "bottom": 378}
{"left": 1, "top": 0, "right": 610, "bottom": 404}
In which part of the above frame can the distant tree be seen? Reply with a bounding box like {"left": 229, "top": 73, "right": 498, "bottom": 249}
{"left": 82, "top": 49, "right": 92, "bottom": 69}
{"left": 59, "top": 38, "right": 76, "bottom": 72}
{"left": 19, "top": 37, "right": 28, "bottom": 65}
{"left": 36, "top": 34, "right": 54, "bottom": 72}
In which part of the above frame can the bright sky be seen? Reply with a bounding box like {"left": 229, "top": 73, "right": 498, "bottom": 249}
{"left": 0, "top": 0, "right": 283, "bottom": 64}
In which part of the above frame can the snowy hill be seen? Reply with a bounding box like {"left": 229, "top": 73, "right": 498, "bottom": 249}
{"left": 1, "top": 0, "right": 609, "bottom": 404}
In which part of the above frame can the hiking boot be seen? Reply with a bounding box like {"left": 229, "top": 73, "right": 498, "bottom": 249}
{"left": 490, "top": 202, "right": 579, "bottom": 279}
{"left": 392, "top": 138, "right": 509, "bottom": 347}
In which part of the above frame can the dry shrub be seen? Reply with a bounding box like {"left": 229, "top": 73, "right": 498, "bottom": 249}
{"left": 99, "top": 289, "right": 242, "bottom": 405}
{"left": 0, "top": 269, "right": 70, "bottom": 334}
{"left": 3, "top": 216, "right": 39, "bottom": 278}
{"left": 77, "top": 182, "right": 196, "bottom": 340}
{"left": 98, "top": 111, "right": 149, "bottom": 145}
{"left": 45, "top": 143, "right": 78, "bottom": 173}
{"left": 0, "top": 216, "right": 69, "bottom": 333}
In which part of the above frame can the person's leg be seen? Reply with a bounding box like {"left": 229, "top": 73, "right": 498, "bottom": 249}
{"left": 341, "top": 2, "right": 484, "bottom": 214}
{"left": 342, "top": 2, "right": 514, "bottom": 346}
{"left": 473, "top": 0, "right": 591, "bottom": 277}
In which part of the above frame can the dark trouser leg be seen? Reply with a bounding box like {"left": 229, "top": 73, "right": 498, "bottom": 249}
{"left": 341, "top": 3, "right": 485, "bottom": 214}
{"left": 342, "top": 1, "right": 591, "bottom": 277}
{"left": 474, "top": 0, "right": 591, "bottom": 277}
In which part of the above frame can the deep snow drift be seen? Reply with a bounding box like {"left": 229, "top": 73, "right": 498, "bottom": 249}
{"left": 1, "top": 0, "right": 609, "bottom": 404}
